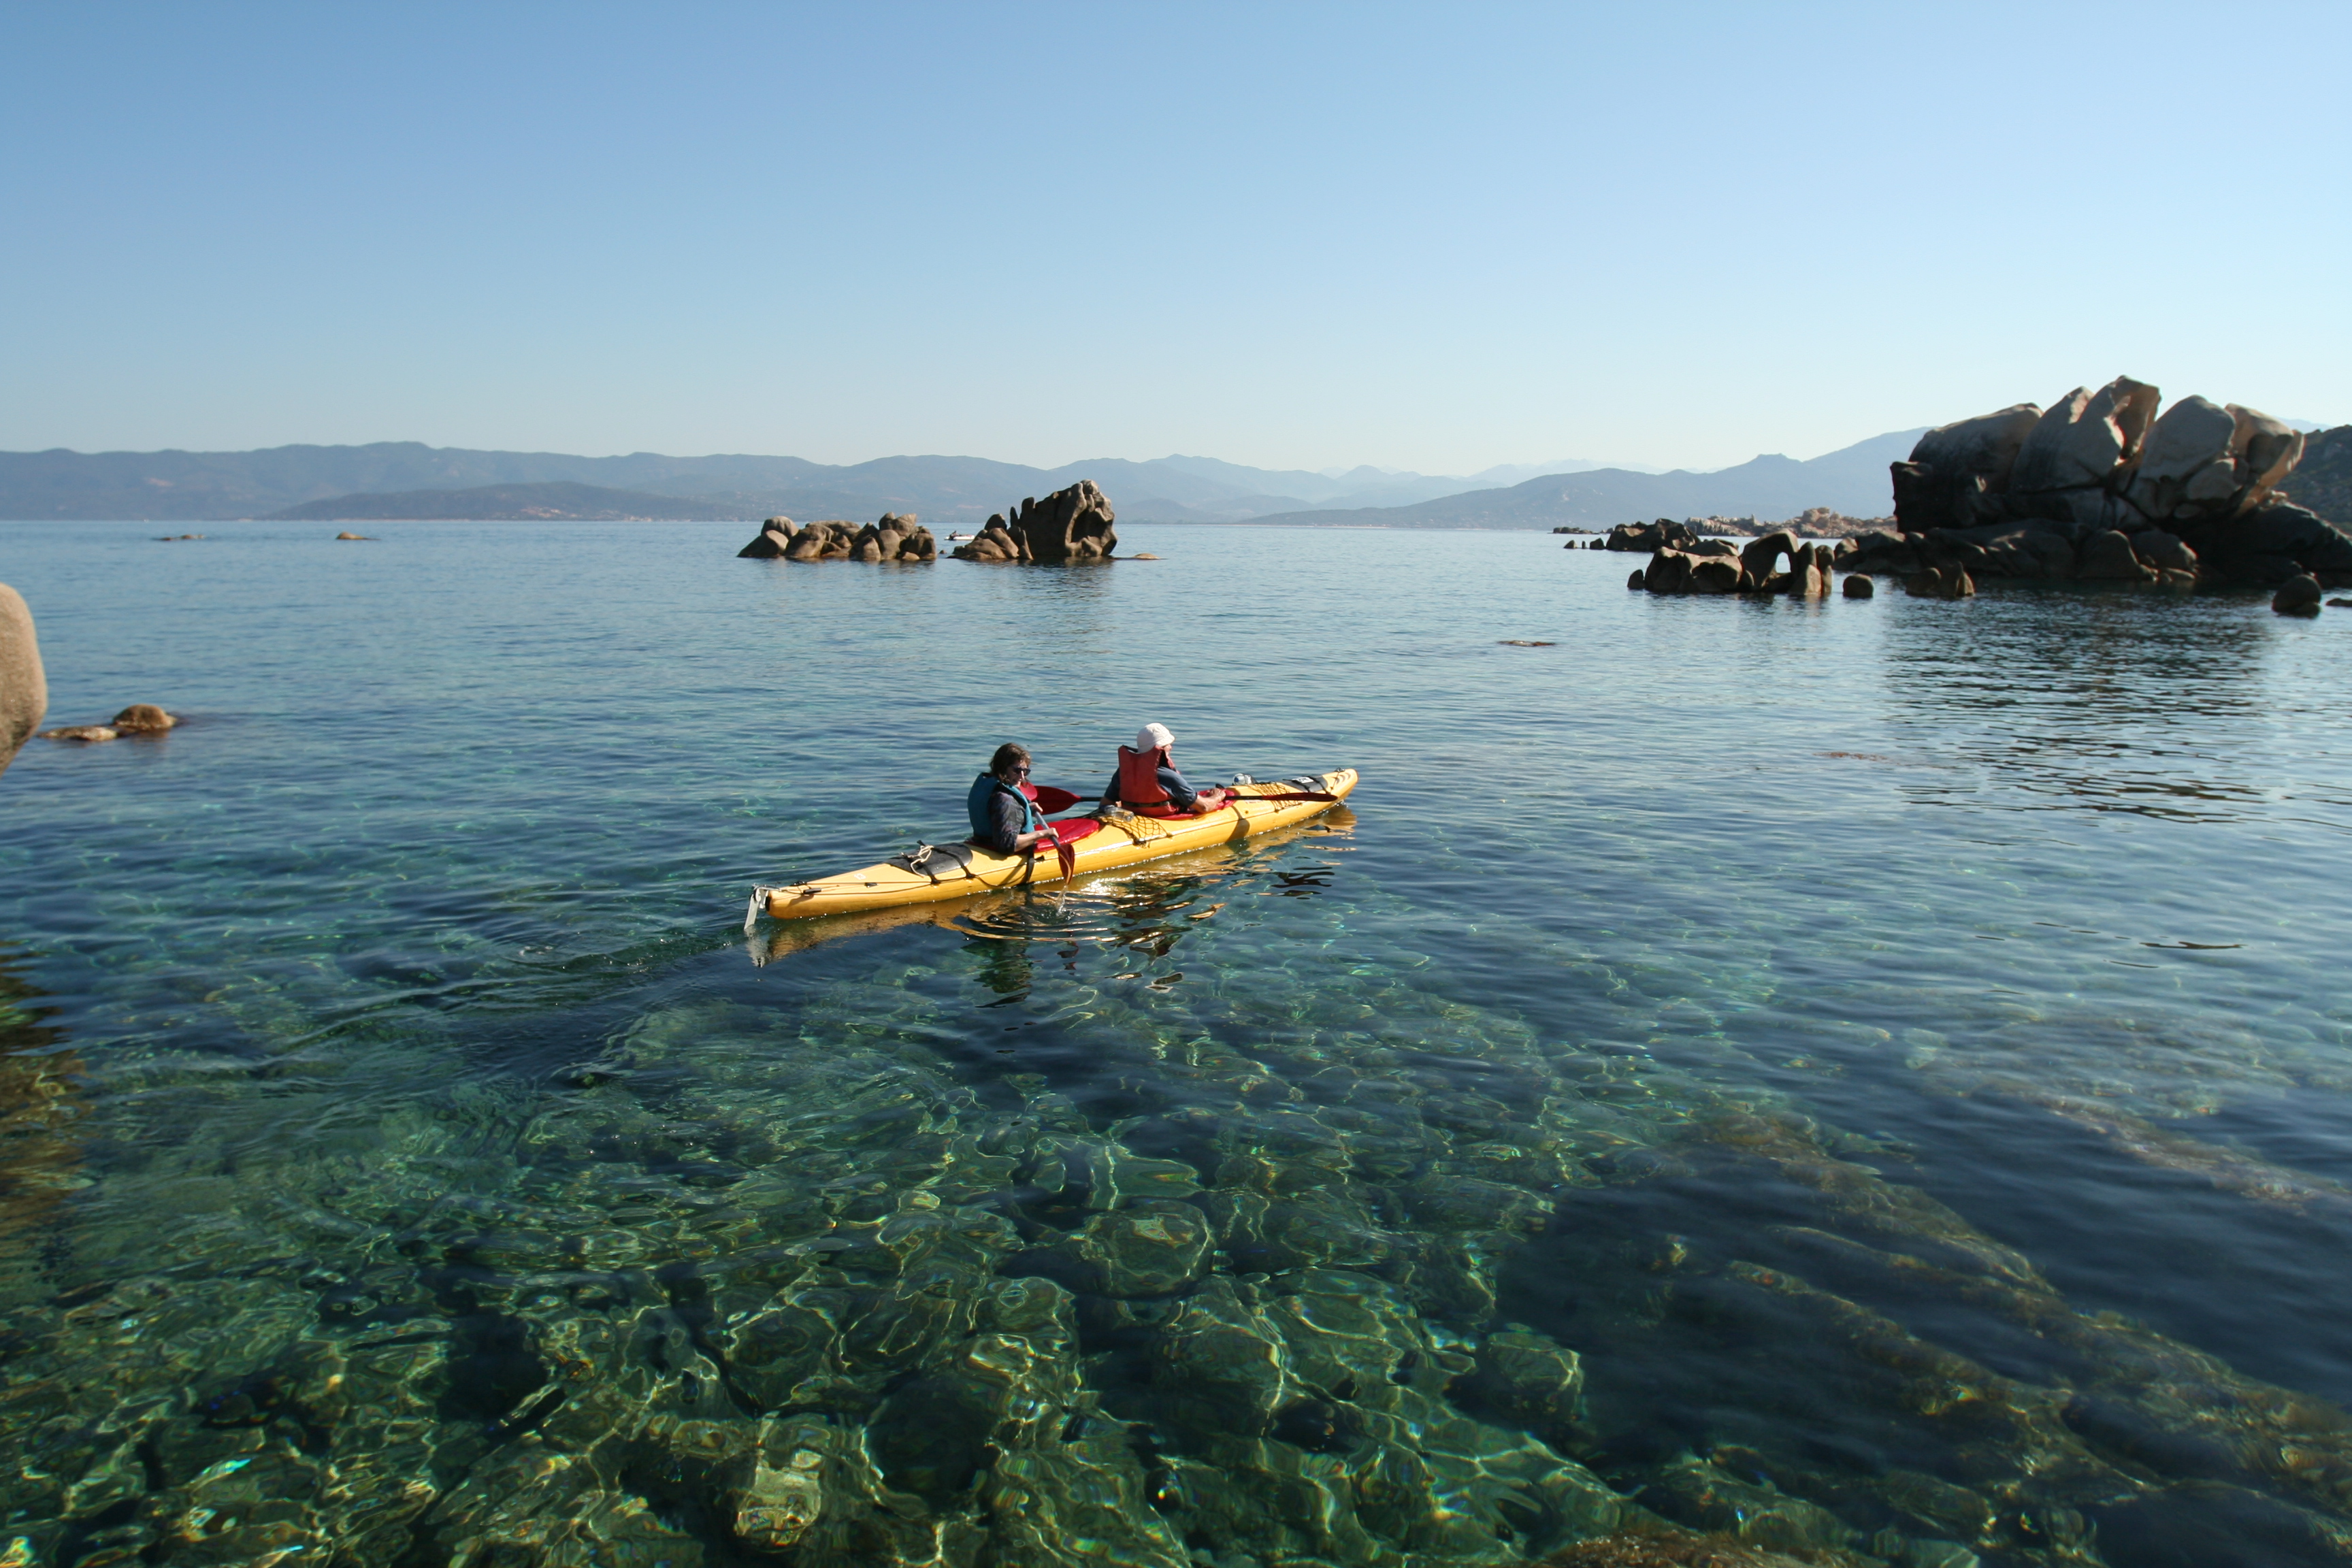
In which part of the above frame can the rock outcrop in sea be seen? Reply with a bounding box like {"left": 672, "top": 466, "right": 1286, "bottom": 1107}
{"left": 0, "top": 583, "right": 45, "bottom": 776}
{"left": 738, "top": 514, "right": 937, "bottom": 562}
{"left": 952, "top": 480, "right": 1118, "bottom": 563}
{"left": 1597, "top": 519, "right": 1708, "bottom": 554}
{"left": 1632, "top": 531, "right": 1838, "bottom": 598}
{"left": 1845, "top": 378, "right": 2352, "bottom": 589}
{"left": 1587, "top": 510, "right": 1894, "bottom": 550}
{"left": 38, "top": 704, "right": 179, "bottom": 745}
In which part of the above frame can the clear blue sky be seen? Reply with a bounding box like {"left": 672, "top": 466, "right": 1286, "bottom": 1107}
{"left": 3, "top": 2, "right": 2345, "bottom": 474}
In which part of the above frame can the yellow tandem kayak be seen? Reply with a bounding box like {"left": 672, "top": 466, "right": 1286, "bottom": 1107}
{"left": 750, "top": 768, "right": 1359, "bottom": 922}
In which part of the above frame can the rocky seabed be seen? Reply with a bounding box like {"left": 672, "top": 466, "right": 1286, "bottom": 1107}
{"left": 12, "top": 860, "right": 2352, "bottom": 1568}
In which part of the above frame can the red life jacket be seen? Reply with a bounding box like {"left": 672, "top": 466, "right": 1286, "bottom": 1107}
{"left": 1116, "top": 745, "right": 1170, "bottom": 804}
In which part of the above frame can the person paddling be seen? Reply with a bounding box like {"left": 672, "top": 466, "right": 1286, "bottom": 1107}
{"left": 1103, "top": 723, "right": 1226, "bottom": 818}
{"left": 969, "top": 743, "right": 1051, "bottom": 853}
{"left": 968, "top": 744, "right": 1105, "bottom": 881}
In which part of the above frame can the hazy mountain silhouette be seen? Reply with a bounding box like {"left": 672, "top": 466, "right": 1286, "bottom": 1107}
{"left": 2, "top": 434, "right": 1920, "bottom": 527}
{"left": 1239, "top": 429, "right": 1925, "bottom": 528}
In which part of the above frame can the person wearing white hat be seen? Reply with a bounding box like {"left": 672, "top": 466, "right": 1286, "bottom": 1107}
{"left": 1102, "top": 723, "right": 1226, "bottom": 818}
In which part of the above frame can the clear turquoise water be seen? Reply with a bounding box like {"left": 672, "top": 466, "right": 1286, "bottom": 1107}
{"left": 3, "top": 519, "right": 2351, "bottom": 1567}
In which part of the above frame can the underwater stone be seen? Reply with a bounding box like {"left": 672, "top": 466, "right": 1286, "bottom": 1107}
{"left": 725, "top": 1288, "right": 856, "bottom": 1411}
{"left": 1642, "top": 1454, "right": 1861, "bottom": 1556}
{"left": 1154, "top": 1276, "right": 1296, "bottom": 1435}
{"left": 1034, "top": 1203, "right": 1212, "bottom": 1297}
{"left": 1467, "top": 1328, "right": 1586, "bottom": 1433}
{"left": 1260, "top": 1190, "right": 1396, "bottom": 1271}
{"left": 838, "top": 1267, "right": 981, "bottom": 1379}
{"left": 1156, "top": 1440, "right": 1388, "bottom": 1566}
{"left": 978, "top": 1273, "right": 1079, "bottom": 1350}
{"left": 735, "top": 1450, "right": 825, "bottom": 1550}
{"left": 1390, "top": 1234, "right": 1501, "bottom": 1323}
{"left": 1399, "top": 1173, "right": 1554, "bottom": 1234}
{"left": 1877, "top": 1469, "right": 1997, "bottom": 1544}
{"left": 1260, "top": 1269, "right": 1423, "bottom": 1392}
{"left": 1078, "top": 1140, "right": 1205, "bottom": 1208}
{"left": 985, "top": 1437, "right": 1188, "bottom": 1567}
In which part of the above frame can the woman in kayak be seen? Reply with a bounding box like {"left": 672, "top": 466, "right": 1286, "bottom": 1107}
{"left": 1104, "top": 723, "right": 1226, "bottom": 818}
{"left": 968, "top": 743, "right": 1053, "bottom": 853}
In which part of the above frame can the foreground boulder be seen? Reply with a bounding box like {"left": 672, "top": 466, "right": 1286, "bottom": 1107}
{"left": 1859, "top": 377, "right": 2352, "bottom": 589}
{"left": 952, "top": 480, "right": 1117, "bottom": 563}
{"left": 739, "top": 514, "right": 936, "bottom": 562}
{"left": 2274, "top": 575, "right": 2323, "bottom": 615}
{"left": 1905, "top": 564, "right": 1976, "bottom": 599}
{"left": 0, "top": 585, "right": 45, "bottom": 777}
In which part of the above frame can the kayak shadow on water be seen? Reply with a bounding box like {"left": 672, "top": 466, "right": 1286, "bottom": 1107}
{"left": 743, "top": 808, "right": 1358, "bottom": 972}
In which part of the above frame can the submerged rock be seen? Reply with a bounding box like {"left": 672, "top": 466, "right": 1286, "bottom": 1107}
{"left": 1034, "top": 1204, "right": 1211, "bottom": 1297}
{"left": 1843, "top": 573, "right": 1874, "bottom": 599}
{"left": 734, "top": 1450, "right": 825, "bottom": 1550}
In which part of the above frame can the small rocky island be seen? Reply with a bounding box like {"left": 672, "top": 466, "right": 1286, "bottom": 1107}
{"left": 738, "top": 514, "right": 937, "bottom": 561}
{"left": 734, "top": 480, "right": 1121, "bottom": 565}
{"left": 951, "top": 480, "right": 1117, "bottom": 563}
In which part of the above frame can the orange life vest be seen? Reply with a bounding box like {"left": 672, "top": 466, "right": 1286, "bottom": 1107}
{"left": 1115, "top": 745, "right": 1171, "bottom": 804}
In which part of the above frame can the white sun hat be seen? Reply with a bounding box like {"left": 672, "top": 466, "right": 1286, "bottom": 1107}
{"left": 1136, "top": 723, "right": 1175, "bottom": 752}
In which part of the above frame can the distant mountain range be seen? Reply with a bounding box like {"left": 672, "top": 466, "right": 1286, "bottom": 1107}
{"left": 0, "top": 433, "right": 1923, "bottom": 529}
{"left": 0, "top": 443, "right": 1636, "bottom": 525}
{"left": 1243, "top": 429, "right": 1925, "bottom": 529}
{"left": 270, "top": 481, "right": 739, "bottom": 522}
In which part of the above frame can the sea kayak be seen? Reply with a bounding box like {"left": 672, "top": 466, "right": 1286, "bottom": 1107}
{"left": 750, "top": 768, "right": 1359, "bottom": 922}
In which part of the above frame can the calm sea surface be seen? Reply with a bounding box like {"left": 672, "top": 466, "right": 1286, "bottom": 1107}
{"left": 3, "top": 520, "right": 2351, "bottom": 1568}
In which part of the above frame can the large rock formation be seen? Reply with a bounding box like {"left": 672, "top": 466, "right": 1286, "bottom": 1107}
{"left": 952, "top": 481, "right": 1118, "bottom": 563}
{"left": 1856, "top": 377, "right": 2351, "bottom": 589}
{"left": 738, "top": 514, "right": 936, "bottom": 563}
{"left": 0, "top": 584, "right": 45, "bottom": 777}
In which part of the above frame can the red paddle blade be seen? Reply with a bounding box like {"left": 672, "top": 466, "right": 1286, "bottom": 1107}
{"left": 1032, "top": 786, "right": 1089, "bottom": 814}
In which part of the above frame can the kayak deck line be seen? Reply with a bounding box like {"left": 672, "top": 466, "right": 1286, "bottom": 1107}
{"left": 749, "top": 768, "right": 1359, "bottom": 924}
